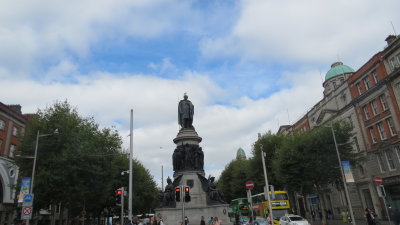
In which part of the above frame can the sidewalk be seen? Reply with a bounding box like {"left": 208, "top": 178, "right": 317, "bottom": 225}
{"left": 309, "top": 218, "right": 392, "bottom": 225}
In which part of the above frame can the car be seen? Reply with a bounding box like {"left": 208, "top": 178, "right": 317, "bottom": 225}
{"left": 279, "top": 215, "right": 310, "bottom": 225}
{"left": 254, "top": 218, "right": 267, "bottom": 225}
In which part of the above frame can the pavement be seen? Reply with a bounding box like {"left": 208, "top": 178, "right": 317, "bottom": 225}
{"left": 309, "top": 218, "right": 392, "bottom": 225}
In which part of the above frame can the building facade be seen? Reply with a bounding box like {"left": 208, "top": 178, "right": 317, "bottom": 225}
{"left": 282, "top": 34, "right": 400, "bottom": 220}
{"left": 0, "top": 103, "right": 29, "bottom": 225}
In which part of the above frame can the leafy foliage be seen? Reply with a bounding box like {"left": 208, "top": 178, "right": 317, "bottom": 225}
{"left": 16, "top": 101, "right": 158, "bottom": 218}
{"left": 217, "top": 122, "right": 356, "bottom": 203}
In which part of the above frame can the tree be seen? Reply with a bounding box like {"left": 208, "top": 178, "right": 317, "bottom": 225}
{"left": 16, "top": 101, "right": 158, "bottom": 223}
{"left": 217, "top": 158, "right": 251, "bottom": 202}
{"left": 251, "top": 131, "right": 285, "bottom": 193}
{"left": 273, "top": 121, "right": 356, "bottom": 224}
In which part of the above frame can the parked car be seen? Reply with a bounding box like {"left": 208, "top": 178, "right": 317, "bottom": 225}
{"left": 279, "top": 215, "right": 310, "bottom": 225}
{"left": 254, "top": 218, "right": 267, "bottom": 225}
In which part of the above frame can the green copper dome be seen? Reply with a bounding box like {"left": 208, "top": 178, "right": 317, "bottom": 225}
{"left": 236, "top": 147, "right": 246, "bottom": 159}
{"left": 325, "top": 62, "right": 355, "bottom": 81}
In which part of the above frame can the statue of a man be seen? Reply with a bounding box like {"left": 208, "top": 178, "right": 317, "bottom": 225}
{"left": 178, "top": 93, "right": 194, "bottom": 129}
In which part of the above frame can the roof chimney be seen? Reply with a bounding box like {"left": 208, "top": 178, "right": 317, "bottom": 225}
{"left": 7, "top": 105, "right": 22, "bottom": 114}
{"left": 385, "top": 35, "right": 397, "bottom": 45}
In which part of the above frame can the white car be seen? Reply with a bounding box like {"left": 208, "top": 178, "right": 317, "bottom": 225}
{"left": 279, "top": 215, "right": 310, "bottom": 225}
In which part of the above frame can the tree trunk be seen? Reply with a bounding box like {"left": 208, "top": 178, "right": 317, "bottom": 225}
{"left": 59, "top": 203, "right": 64, "bottom": 225}
{"left": 316, "top": 186, "right": 327, "bottom": 225}
{"left": 51, "top": 203, "right": 56, "bottom": 225}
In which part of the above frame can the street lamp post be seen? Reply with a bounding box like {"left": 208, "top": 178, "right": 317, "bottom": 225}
{"left": 258, "top": 134, "right": 274, "bottom": 222}
{"left": 27, "top": 129, "right": 58, "bottom": 225}
{"left": 329, "top": 126, "right": 356, "bottom": 225}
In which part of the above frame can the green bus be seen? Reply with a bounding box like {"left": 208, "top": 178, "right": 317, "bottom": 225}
{"left": 228, "top": 197, "right": 250, "bottom": 222}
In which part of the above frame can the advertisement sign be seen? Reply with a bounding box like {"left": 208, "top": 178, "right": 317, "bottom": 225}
{"left": 18, "top": 177, "right": 31, "bottom": 203}
{"left": 341, "top": 161, "right": 354, "bottom": 183}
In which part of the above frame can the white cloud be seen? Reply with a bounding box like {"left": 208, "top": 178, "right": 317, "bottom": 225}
{"left": 201, "top": 0, "right": 400, "bottom": 68}
{"left": 0, "top": 0, "right": 197, "bottom": 74}
{"left": 0, "top": 67, "right": 322, "bottom": 187}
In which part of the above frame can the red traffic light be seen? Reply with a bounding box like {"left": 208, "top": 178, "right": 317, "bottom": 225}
{"left": 185, "top": 186, "right": 190, "bottom": 192}
{"left": 116, "top": 189, "right": 123, "bottom": 195}
{"left": 175, "top": 187, "right": 181, "bottom": 192}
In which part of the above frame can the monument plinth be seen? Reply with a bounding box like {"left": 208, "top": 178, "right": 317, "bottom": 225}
{"left": 155, "top": 94, "right": 231, "bottom": 225}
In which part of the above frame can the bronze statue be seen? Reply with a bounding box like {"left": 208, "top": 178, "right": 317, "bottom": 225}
{"left": 178, "top": 93, "right": 194, "bottom": 129}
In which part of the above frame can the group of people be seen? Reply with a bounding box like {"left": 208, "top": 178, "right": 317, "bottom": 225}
{"left": 310, "top": 208, "right": 333, "bottom": 221}
{"left": 203, "top": 216, "right": 221, "bottom": 225}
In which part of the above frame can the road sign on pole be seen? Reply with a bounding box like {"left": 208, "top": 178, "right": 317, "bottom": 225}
{"left": 245, "top": 180, "right": 254, "bottom": 189}
{"left": 21, "top": 206, "right": 33, "bottom": 220}
{"left": 375, "top": 177, "right": 383, "bottom": 184}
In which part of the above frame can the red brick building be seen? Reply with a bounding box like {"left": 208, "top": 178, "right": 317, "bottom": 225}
{"left": 0, "top": 102, "right": 30, "bottom": 225}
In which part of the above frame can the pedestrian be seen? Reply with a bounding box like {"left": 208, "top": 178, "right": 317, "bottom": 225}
{"left": 311, "top": 210, "right": 315, "bottom": 221}
{"left": 318, "top": 209, "right": 322, "bottom": 220}
{"left": 156, "top": 215, "right": 164, "bottom": 225}
{"left": 341, "top": 210, "right": 348, "bottom": 223}
{"left": 150, "top": 217, "right": 155, "bottom": 225}
{"left": 213, "top": 217, "right": 220, "bottom": 225}
{"left": 235, "top": 212, "right": 240, "bottom": 225}
{"left": 208, "top": 217, "right": 214, "bottom": 225}
{"left": 267, "top": 214, "right": 271, "bottom": 225}
{"left": 185, "top": 216, "right": 190, "bottom": 225}
{"left": 200, "top": 216, "right": 206, "bottom": 225}
{"left": 327, "top": 209, "right": 332, "bottom": 220}
{"left": 365, "top": 208, "right": 375, "bottom": 225}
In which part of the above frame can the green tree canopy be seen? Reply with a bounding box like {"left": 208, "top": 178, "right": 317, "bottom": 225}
{"left": 16, "top": 101, "right": 158, "bottom": 219}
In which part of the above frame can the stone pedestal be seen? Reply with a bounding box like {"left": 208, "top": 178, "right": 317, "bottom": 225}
{"left": 156, "top": 172, "right": 231, "bottom": 225}
{"left": 155, "top": 129, "right": 231, "bottom": 225}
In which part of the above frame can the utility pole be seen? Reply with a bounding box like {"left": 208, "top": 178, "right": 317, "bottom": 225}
{"left": 258, "top": 134, "right": 274, "bottom": 223}
{"left": 181, "top": 186, "right": 185, "bottom": 225}
{"left": 121, "top": 187, "right": 125, "bottom": 225}
{"left": 331, "top": 126, "right": 355, "bottom": 225}
{"left": 128, "top": 110, "right": 133, "bottom": 223}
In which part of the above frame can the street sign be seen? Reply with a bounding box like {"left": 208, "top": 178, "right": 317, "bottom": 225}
{"left": 21, "top": 206, "right": 33, "bottom": 220}
{"left": 23, "top": 194, "right": 34, "bottom": 207}
{"left": 375, "top": 177, "right": 383, "bottom": 184}
{"left": 245, "top": 180, "right": 254, "bottom": 189}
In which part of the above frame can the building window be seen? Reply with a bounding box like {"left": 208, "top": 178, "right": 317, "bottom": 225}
{"left": 395, "top": 146, "right": 400, "bottom": 163}
{"left": 390, "top": 56, "right": 400, "bottom": 70}
{"left": 372, "top": 71, "right": 379, "bottom": 84}
{"left": 387, "top": 118, "right": 397, "bottom": 136}
{"left": 377, "top": 122, "right": 387, "bottom": 140}
{"left": 354, "top": 137, "right": 360, "bottom": 152}
{"left": 370, "top": 127, "right": 377, "bottom": 143}
{"left": 385, "top": 150, "right": 396, "bottom": 170}
{"left": 380, "top": 95, "right": 389, "bottom": 111}
{"left": 359, "top": 165, "right": 365, "bottom": 176}
{"left": 9, "top": 145, "right": 16, "bottom": 158}
{"left": 364, "top": 76, "right": 371, "bottom": 90}
{"left": 377, "top": 153, "right": 386, "bottom": 172}
{"left": 0, "top": 139, "right": 2, "bottom": 149}
{"left": 12, "top": 127, "right": 18, "bottom": 136}
{"left": 363, "top": 106, "right": 371, "bottom": 120}
{"left": 0, "top": 120, "right": 5, "bottom": 130}
{"left": 371, "top": 100, "right": 379, "bottom": 116}
{"left": 356, "top": 83, "right": 363, "bottom": 95}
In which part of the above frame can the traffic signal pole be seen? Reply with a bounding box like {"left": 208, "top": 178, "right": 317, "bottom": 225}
{"left": 121, "top": 187, "right": 125, "bottom": 225}
{"left": 181, "top": 186, "right": 185, "bottom": 225}
{"left": 260, "top": 143, "right": 273, "bottom": 224}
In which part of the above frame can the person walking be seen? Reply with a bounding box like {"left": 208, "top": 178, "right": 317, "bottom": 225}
{"left": 200, "top": 216, "right": 206, "bottom": 225}
{"left": 365, "top": 208, "right": 376, "bottom": 225}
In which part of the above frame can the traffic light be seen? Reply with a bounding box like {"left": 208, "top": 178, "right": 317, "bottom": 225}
{"left": 184, "top": 186, "right": 191, "bottom": 202}
{"left": 116, "top": 188, "right": 122, "bottom": 206}
{"left": 175, "top": 187, "right": 181, "bottom": 202}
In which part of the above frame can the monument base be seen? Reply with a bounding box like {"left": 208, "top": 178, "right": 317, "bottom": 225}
{"left": 155, "top": 204, "right": 232, "bottom": 225}
{"left": 155, "top": 172, "right": 232, "bottom": 225}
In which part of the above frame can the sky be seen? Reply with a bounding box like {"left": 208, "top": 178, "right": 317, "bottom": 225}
{"left": 1, "top": 0, "right": 399, "bottom": 188}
